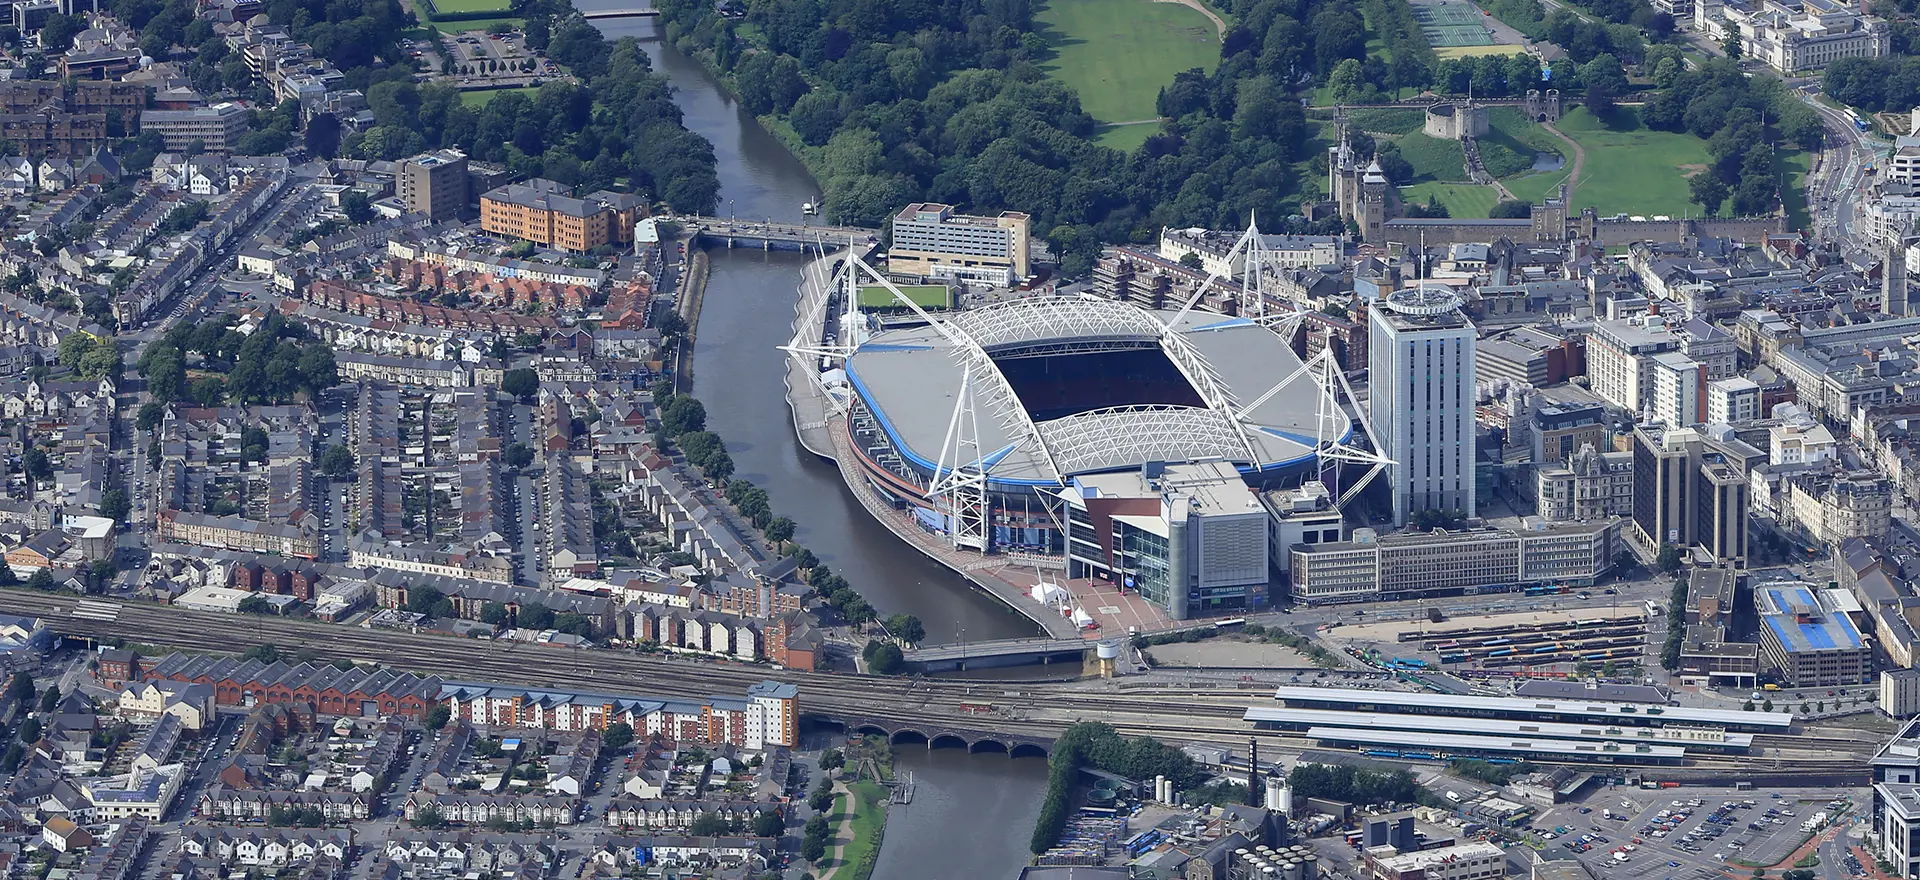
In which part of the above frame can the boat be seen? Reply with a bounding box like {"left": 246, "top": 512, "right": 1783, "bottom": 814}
{"left": 802, "top": 201, "right": 817, "bottom": 215}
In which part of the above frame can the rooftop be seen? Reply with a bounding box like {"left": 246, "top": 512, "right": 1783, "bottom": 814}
{"left": 1758, "top": 584, "right": 1865, "bottom": 653}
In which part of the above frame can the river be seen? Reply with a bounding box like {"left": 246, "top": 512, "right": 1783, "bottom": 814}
{"left": 578, "top": 12, "right": 1048, "bottom": 878}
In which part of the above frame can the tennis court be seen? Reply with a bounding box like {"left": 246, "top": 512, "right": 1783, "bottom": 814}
{"left": 1412, "top": 2, "right": 1495, "bottom": 47}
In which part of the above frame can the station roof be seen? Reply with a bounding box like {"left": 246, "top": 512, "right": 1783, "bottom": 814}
{"left": 1305, "top": 726, "right": 1687, "bottom": 760}
{"left": 1269, "top": 685, "right": 1793, "bottom": 729}
{"left": 1244, "top": 707, "right": 1752, "bottom": 747}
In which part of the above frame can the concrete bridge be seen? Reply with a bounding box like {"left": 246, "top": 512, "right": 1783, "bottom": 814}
{"left": 903, "top": 637, "right": 1094, "bottom": 673}
{"left": 680, "top": 215, "right": 879, "bottom": 253}
{"left": 810, "top": 713, "right": 1053, "bottom": 758}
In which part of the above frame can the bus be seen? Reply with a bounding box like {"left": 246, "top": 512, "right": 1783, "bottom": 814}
{"left": 1644, "top": 600, "right": 1659, "bottom": 616}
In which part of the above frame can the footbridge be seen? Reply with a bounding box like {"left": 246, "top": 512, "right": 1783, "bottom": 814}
{"left": 810, "top": 712, "right": 1054, "bottom": 758}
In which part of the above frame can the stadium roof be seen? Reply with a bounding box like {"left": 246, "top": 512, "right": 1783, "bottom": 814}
{"left": 1244, "top": 706, "right": 1752, "bottom": 748}
{"left": 1304, "top": 726, "right": 1687, "bottom": 760}
{"left": 844, "top": 297, "right": 1343, "bottom": 485}
{"left": 1269, "top": 685, "right": 1793, "bottom": 729}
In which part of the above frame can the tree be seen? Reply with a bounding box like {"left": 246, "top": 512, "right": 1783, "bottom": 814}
{"left": 800, "top": 834, "right": 827, "bottom": 863}
{"left": 480, "top": 602, "right": 511, "bottom": 626}
{"left": 405, "top": 586, "right": 446, "bottom": 615}
{"left": 238, "top": 594, "right": 274, "bottom": 614}
{"left": 137, "top": 402, "right": 166, "bottom": 432}
{"left": 603, "top": 721, "right": 634, "bottom": 749}
{"left": 38, "top": 685, "right": 58, "bottom": 713}
{"left": 1722, "top": 33, "right": 1741, "bottom": 60}
{"left": 99, "top": 489, "right": 130, "bottom": 523}
{"left": 501, "top": 368, "right": 539, "bottom": 399}
{"left": 519, "top": 602, "right": 555, "bottom": 630}
{"left": 864, "top": 639, "right": 904, "bottom": 674}
{"left": 22, "top": 448, "right": 50, "bottom": 483}
{"left": 1690, "top": 173, "right": 1729, "bottom": 217}
{"left": 320, "top": 445, "right": 355, "bottom": 480}
{"left": 1656, "top": 543, "right": 1683, "bottom": 573}
{"left": 689, "top": 811, "right": 733, "bottom": 836}
{"left": 0, "top": 562, "right": 16, "bottom": 586}
{"left": 754, "top": 810, "right": 784, "bottom": 838}
{"left": 1489, "top": 200, "right": 1532, "bottom": 219}
{"left": 340, "top": 190, "right": 376, "bottom": 224}
{"left": 1178, "top": 252, "right": 1203, "bottom": 271}
{"left": 885, "top": 614, "right": 926, "bottom": 645}
{"left": 25, "top": 569, "right": 53, "bottom": 591}
{"left": 241, "top": 643, "right": 281, "bottom": 663}
{"left": 819, "top": 748, "right": 845, "bottom": 771}
{"left": 661, "top": 396, "right": 707, "bottom": 436}
{"left": 765, "top": 516, "right": 795, "bottom": 545}
{"left": 504, "top": 443, "right": 533, "bottom": 469}
{"left": 425, "top": 704, "right": 452, "bottom": 730}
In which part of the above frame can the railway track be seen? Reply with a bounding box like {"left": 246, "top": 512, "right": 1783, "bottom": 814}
{"left": 1, "top": 590, "right": 1876, "bottom": 774}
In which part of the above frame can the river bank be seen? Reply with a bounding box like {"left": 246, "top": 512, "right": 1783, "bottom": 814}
{"left": 579, "top": 12, "right": 1051, "bottom": 877}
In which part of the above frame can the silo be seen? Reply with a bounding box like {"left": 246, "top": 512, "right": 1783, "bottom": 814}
{"left": 1155, "top": 775, "right": 1168, "bottom": 803}
{"left": 1303, "top": 855, "right": 1320, "bottom": 880}
{"left": 1279, "top": 785, "right": 1294, "bottom": 814}
{"left": 1096, "top": 638, "right": 1122, "bottom": 678}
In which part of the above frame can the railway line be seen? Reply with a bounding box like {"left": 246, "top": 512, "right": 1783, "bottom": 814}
{"left": 1, "top": 590, "right": 1877, "bottom": 775}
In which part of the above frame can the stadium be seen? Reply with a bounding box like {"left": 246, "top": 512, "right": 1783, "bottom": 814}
{"left": 839, "top": 295, "right": 1352, "bottom": 552}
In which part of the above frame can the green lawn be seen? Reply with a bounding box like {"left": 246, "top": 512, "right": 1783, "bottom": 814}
{"left": 1400, "top": 181, "right": 1501, "bottom": 218}
{"left": 1038, "top": 0, "right": 1220, "bottom": 124}
{"left": 859, "top": 283, "right": 952, "bottom": 309}
{"left": 1780, "top": 148, "right": 1811, "bottom": 230}
{"left": 428, "top": 15, "right": 522, "bottom": 33}
{"left": 1505, "top": 167, "right": 1571, "bottom": 205}
{"left": 1094, "top": 122, "right": 1157, "bottom": 152}
{"left": 459, "top": 86, "right": 537, "bottom": 107}
{"left": 1396, "top": 131, "right": 1469, "bottom": 182}
{"left": 828, "top": 781, "right": 890, "bottom": 880}
{"left": 1350, "top": 108, "right": 1426, "bottom": 136}
{"left": 428, "top": 0, "right": 511, "bottom": 13}
{"left": 1552, "top": 106, "right": 1713, "bottom": 218}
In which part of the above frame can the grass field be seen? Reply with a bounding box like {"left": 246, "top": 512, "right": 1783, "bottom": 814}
{"left": 826, "top": 781, "right": 890, "bottom": 879}
{"left": 1780, "top": 148, "right": 1811, "bottom": 230}
{"left": 1038, "top": 0, "right": 1220, "bottom": 125}
{"left": 1551, "top": 106, "right": 1714, "bottom": 218}
{"left": 859, "top": 284, "right": 952, "bottom": 309}
{"left": 1399, "top": 181, "right": 1501, "bottom": 218}
{"left": 428, "top": 0, "right": 511, "bottom": 13}
{"left": 1396, "top": 132, "right": 1469, "bottom": 182}
{"left": 458, "top": 87, "right": 537, "bottom": 107}
{"left": 428, "top": 15, "right": 521, "bottom": 33}
{"left": 1350, "top": 108, "right": 1425, "bottom": 136}
{"left": 1094, "top": 123, "right": 1157, "bottom": 152}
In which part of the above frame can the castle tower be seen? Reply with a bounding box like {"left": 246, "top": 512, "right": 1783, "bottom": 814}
{"left": 1359, "top": 158, "right": 1388, "bottom": 241}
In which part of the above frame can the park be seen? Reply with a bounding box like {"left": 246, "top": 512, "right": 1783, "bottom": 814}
{"left": 1036, "top": 0, "right": 1225, "bottom": 151}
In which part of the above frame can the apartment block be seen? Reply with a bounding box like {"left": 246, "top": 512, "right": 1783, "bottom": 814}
{"left": 479, "top": 178, "right": 644, "bottom": 252}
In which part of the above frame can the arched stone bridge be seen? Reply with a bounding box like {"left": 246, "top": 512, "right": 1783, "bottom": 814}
{"left": 807, "top": 713, "right": 1053, "bottom": 758}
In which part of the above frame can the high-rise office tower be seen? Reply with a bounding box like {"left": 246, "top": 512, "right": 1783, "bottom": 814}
{"left": 1368, "top": 286, "right": 1478, "bottom": 527}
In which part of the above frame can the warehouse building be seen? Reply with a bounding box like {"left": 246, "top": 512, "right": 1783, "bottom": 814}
{"left": 1755, "top": 583, "right": 1872, "bottom": 687}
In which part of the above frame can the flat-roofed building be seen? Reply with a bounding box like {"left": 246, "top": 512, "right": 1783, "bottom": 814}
{"left": 139, "top": 102, "right": 249, "bottom": 152}
{"left": 395, "top": 149, "right": 467, "bottom": 222}
{"left": 1366, "top": 841, "right": 1508, "bottom": 880}
{"left": 888, "top": 202, "right": 1031, "bottom": 286}
{"left": 1885, "top": 668, "right": 1920, "bottom": 718}
{"left": 1756, "top": 583, "right": 1871, "bottom": 687}
{"left": 1288, "top": 517, "right": 1623, "bottom": 604}
{"left": 1063, "top": 460, "right": 1271, "bottom": 619}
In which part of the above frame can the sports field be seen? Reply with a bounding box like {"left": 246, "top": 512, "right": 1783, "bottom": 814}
{"left": 429, "top": 15, "right": 521, "bottom": 32}
{"left": 859, "top": 284, "right": 952, "bottom": 309}
{"left": 429, "top": 0, "right": 510, "bottom": 12}
{"left": 1412, "top": 2, "right": 1493, "bottom": 46}
{"left": 1038, "top": 0, "right": 1220, "bottom": 125}
{"left": 1552, "top": 107, "right": 1712, "bottom": 218}
{"left": 1398, "top": 181, "right": 1500, "bottom": 218}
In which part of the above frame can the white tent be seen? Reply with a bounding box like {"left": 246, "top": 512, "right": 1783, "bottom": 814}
{"left": 1070, "top": 607, "right": 1095, "bottom": 628}
{"left": 1030, "top": 582, "right": 1069, "bottom": 605}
